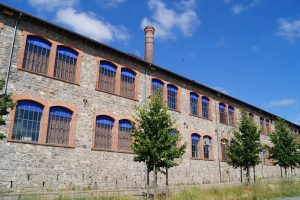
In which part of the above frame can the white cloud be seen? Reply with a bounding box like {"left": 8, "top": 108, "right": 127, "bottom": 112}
{"left": 277, "top": 18, "right": 300, "bottom": 43}
{"left": 97, "top": 0, "right": 126, "bottom": 8}
{"left": 28, "top": 0, "right": 79, "bottom": 11}
{"left": 230, "top": 0, "right": 259, "bottom": 15}
{"left": 212, "top": 87, "right": 229, "bottom": 95}
{"left": 267, "top": 98, "right": 298, "bottom": 107}
{"left": 56, "top": 8, "right": 130, "bottom": 42}
{"left": 141, "top": 0, "right": 200, "bottom": 39}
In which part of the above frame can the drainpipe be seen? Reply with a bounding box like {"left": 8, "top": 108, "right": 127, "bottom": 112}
{"left": 214, "top": 94, "right": 222, "bottom": 182}
{"left": 4, "top": 12, "right": 22, "bottom": 94}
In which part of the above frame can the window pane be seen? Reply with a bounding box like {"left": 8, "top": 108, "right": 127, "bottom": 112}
{"left": 98, "top": 61, "right": 117, "bottom": 93}
{"left": 202, "top": 97, "right": 210, "bottom": 119}
{"left": 94, "top": 116, "right": 114, "bottom": 150}
{"left": 167, "top": 85, "right": 177, "bottom": 110}
{"left": 191, "top": 134, "right": 200, "bottom": 158}
{"left": 219, "top": 103, "right": 227, "bottom": 124}
{"left": 204, "top": 137, "right": 211, "bottom": 159}
{"left": 118, "top": 120, "right": 132, "bottom": 152}
{"left": 152, "top": 79, "right": 163, "bottom": 96}
{"left": 228, "top": 106, "right": 234, "bottom": 126}
{"left": 190, "top": 93, "right": 198, "bottom": 116}
{"left": 120, "top": 69, "right": 136, "bottom": 99}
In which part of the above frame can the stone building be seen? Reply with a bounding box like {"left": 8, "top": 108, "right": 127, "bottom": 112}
{"left": 0, "top": 3, "right": 299, "bottom": 192}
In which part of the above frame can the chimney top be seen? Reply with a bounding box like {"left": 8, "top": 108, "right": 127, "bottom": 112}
{"left": 144, "top": 26, "right": 155, "bottom": 63}
{"left": 144, "top": 26, "right": 155, "bottom": 33}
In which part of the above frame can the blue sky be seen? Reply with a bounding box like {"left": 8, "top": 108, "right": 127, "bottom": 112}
{"left": 3, "top": 0, "right": 300, "bottom": 125}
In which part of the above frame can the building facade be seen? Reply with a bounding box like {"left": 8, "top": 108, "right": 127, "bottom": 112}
{"left": 0, "top": 4, "right": 299, "bottom": 192}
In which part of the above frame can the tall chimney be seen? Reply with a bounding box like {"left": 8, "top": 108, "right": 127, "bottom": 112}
{"left": 144, "top": 26, "right": 155, "bottom": 63}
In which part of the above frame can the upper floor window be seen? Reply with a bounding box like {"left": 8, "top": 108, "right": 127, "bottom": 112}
{"left": 202, "top": 96, "right": 210, "bottom": 119}
{"left": 167, "top": 85, "right": 178, "bottom": 110}
{"left": 118, "top": 119, "right": 133, "bottom": 152}
{"left": 98, "top": 61, "right": 117, "bottom": 94}
{"left": 12, "top": 100, "right": 44, "bottom": 142}
{"left": 266, "top": 119, "right": 270, "bottom": 134}
{"left": 219, "top": 103, "right": 227, "bottom": 124}
{"left": 260, "top": 117, "right": 265, "bottom": 134}
{"left": 54, "top": 46, "right": 78, "bottom": 83}
{"left": 94, "top": 116, "right": 114, "bottom": 150}
{"left": 228, "top": 106, "right": 235, "bottom": 126}
{"left": 120, "top": 68, "right": 136, "bottom": 99}
{"left": 23, "top": 36, "right": 51, "bottom": 75}
{"left": 190, "top": 92, "right": 199, "bottom": 116}
{"left": 191, "top": 133, "right": 200, "bottom": 159}
{"left": 249, "top": 113, "right": 254, "bottom": 122}
{"left": 152, "top": 79, "right": 164, "bottom": 96}
{"left": 46, "top": 106, "right": 72, "bottom": 145}
{"left": 221, "top": 139, "right": 229, "bottom": 162}
{"left": 204, "top": 136, "right": 212, "bottom": 160}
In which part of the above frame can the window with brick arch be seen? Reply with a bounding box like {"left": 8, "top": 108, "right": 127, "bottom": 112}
{"left": 22, "top": 36, "right": 51, "bottom": 75}
{"left": 118, "top": 119, "right": 132, "bottom": 152}
{"left": 167, "top": 84, "right": 178, "bottom": 110}
{"left": 151, "top": 79, "right": 164, "bottom": 96}
{"left": 228, "top": 106, "right": 235, "bottom": 126}
{"left": 221, "top": 139, "right": 229, "bottom": 162}
{"left": 94, "top": 116, "right": 114, "bottom": 150}
{"left": 249, "top": 113, "right": 254, "bottom": 122}
{"left": 219, "top": 103, "right": 227, "bottom": 124}
{"left": 202, "top": 96, "right": 210, "bottom": 119}
{"left": 120, "top": 68, "right": 136, "bottom": 99}
{"left": 190, "top": 92, "right": 199, "bottom": 116}
{"left": 46, "top": 106, "right": 72, "bottom": 145}
{"left": 98, "top": 61, "right": 117, "bottom": 94}
{"left": 204, "top": 136, "right": 212, "bottom": 160}
{"left": 266, "top": 119, "right": 270, "bottom": 135}
{"left": 260, "top": 117, "right": 265, "bottom": 134}
{"left": 12, "top": 100, "right": 44, "bottom": 142}
{"left": 191, "top": 133, "right": 200, "bottom": 159}
{"left": 54, "top": 46, "right": 78, "bottom": 83}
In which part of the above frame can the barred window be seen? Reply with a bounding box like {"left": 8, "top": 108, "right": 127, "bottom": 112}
{"left": 54, "top": 46, "right": 78, "bottom": 83}
{"left": 94, "top": 116, "right": 114, "bottom": 150}
{"left": 249, "top": 113, "right": 254, "bottom": 122}
{"left": 228, "top": 106, "right": 235, "bottom": 126}
{"left": 118, "top": 119, "right": 132, "bottom": 152}
{"left": 266, "top": 119, "right": 270, "bottom": 134}
{"left": 12, "top": 100, "right": 44, "bottom": 142}
{"left": 22, "top": 36, "right": 51, "bottom": 75}
{"left": 120, "top": 68, "right": 136, "bottom": 99}
{"left": 98, "top": 61, "right": 117, "bottom": 93}
{"left": 221, "top": 139, "right": 229, "bottom": 162}
{"left": 167, "top": 85, "right": 178, "bottom": 110}
{"left": 190, "top": 93, "right": 198, "bottom": 116}
{"left": 260, "top": 117, "right": 265, "bottom": 134}
{"left": 46, "top": 107, "right": 72, "bottom": 145}
{"left": 191, "top": 133, "right": 200, "bottom": 158}
{"left": 204, "top": 136, "right": 212, "bottom": 160}
{"left": 152, "top": 79, "right": 164, "bottom": 96}
{"left": 202, "top": 96, "right": 210, "bottom": 119}
{"left": 219, "top": 103, "right": 227, "bottom": 124}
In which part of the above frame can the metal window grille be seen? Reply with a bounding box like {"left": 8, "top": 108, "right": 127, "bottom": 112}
{"left": 167, "top": 85, "right": 177, "bottom": 110}
{"left": 204, "top": 137, "right": 211, "bottom": 159}
{"left": 94, "top": 116, "right": 114, "bottom": 150}
{"left": 118, "top": 120, "right": 132, "bottom": 151}
{"left": 221, "top": 139, "right": 229, "bottom": 162}
{"left": 219, "top": 104, "right": 227, "bottom": 124}
{"left": 120, "top": 69, "right": 135, "bottom": 99}
{"left": 12, "top": 100, "right": 43, "bottom": 142}
{"left": 266, "top": 120, "right": 270, "bottom": 134}
{"left": 191, "top": 134, "right": 200, "bottom": 158}
{"left": 98, "top": 61, "right": 116, "bottom": 93}
{"left": 190, "top": 93, "right": 198, "bottom": 116}
{"left": 46, "top": 107, "right": 72, "bottom": 145}
{"left": 54, "top": 47, "right": 78, "bottom": 83}
{"left": 260, "top": 118, "right": 266, "bottom": 135}
{"left": 228, "top": 107, "right": 234, "bottom": 126}
{"left": 22, "top": 36, "right": 51, "bottom": 75}
{"left": 152, "top": 79, "right": 163, "bottom": 96}
{"left": 202, "top": 97, "right": 210, "bottom": 119}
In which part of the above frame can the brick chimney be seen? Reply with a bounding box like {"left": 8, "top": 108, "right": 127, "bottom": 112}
{"left": 144, "top": 26, "right": 155, "bottom": 63}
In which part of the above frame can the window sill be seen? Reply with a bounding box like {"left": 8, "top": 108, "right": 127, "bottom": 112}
{"left": 189, "top": 114, "right": 212, "bottom": 121}
{"left": 91, "top": 148, "right": 134, "bottom": 154}
{"left": 7, "top": 139, "right": 75, "bottom": 149}
{"left": 95, "top": 88, "right": 139, "bottom": 102}
{"left": 168, "top": 108, "right": 181, "bottom": 113}
{"left": 190, "top": 157, "right": 214, "bottom": 161}
{"left": 219, "top": 121, "right": 236, "bottom": 127}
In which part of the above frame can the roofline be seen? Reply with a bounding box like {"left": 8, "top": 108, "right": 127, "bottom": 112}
{"left": 1, "top": 2, "right": 299, "bottom": 129}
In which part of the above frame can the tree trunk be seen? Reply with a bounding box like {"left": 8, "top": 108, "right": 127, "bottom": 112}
{"left": 253, "top": 166, "right": 256, "bottom": 183}
{"left": 280, "top": 167, "right": 283, "bottom": 178}
{"left": 284, "top": 166, "right": 287, "bottom": 180}
{"left": 146, "top": 166, "right": 149, "bottom": 199}
{"left": 153, "top": 165, "right": 157, "bottom": 200}
{"left": 246, "top": 166, "right": 250, "bottom": 185}
{"left": 240, "top": 167, "right": 243, "bottom": 185}
{"left": 166, "top": 167, "right": 169, "bottom": 197}
{"left": 291, "top": 167, "right": 293, "bottom": 179}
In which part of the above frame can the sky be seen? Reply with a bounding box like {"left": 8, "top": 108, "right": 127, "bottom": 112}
{"left": 2, "top": 0, "right": 300, "bottom": 125}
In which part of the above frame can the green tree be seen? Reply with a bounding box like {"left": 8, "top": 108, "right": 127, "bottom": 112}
{"left": 269, "top": 119, "right": 299, "bottom": 178}
{"left": 0, "top": 82, "right": 15, "bottom": 140}
{"left": 131, "top": 90, "right": 186, "bottom": 199}
{"left": 227, "top": 111, "right": 261, "bottom": 185}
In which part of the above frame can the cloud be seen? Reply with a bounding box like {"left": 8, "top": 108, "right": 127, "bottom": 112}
{"left": 267, "top": 98, "right": 298, "bottom": 107}
{"left": 28, "top": 0, "right": 79, "bottom": 11}
{"left": 56, "top": 8, "right": 130, "bottom": 42}
{"left": 215, "top": 38, "right": 226, "bottom": 48}
{"left": 230, "top": 0, "right": 259, "bottom": 15}
{"left": 97, "top": 0, "right": 126, "bottom": 8}
{"left": 277, "top": 18, "right": 300, "bottom": 43}
{"left": 212, "top": 87, "right": 229, "bottom": 95}
{"left": 141, "top": 0, "right": 200, "bottom": 39}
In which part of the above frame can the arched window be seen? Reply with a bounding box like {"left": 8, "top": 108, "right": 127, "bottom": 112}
{"left": 221, "top": 139, "right": 229, "bottom": 162}
{"left": 228, "top": 106, "right": 235, "bottom": 126}
{"left": 94, "top": 116, "right": 114, "bottom": 150}
{"left": 152, "top": 79, "right": 164, "bottom": 96}
{"left": 167, "top": 85, "right": 178, "bottom": 110}
{"left": 23, "top": 35, "right": 51, "bottom": 75}
{"left": 118, "top": 119, "right": 132, "bottom": 152}
{"left": 191, "top": 133, "right": 200, "bottom": 158}
{"left": 54, "top": 46, "right": 78, "bottom": 83}
{"left": 219, "top": 103, "right": 227, "bottom": 124}
{"left": 120, "top": 68, "right": 136, "bottom": 99}
{"left": 260, "top": 117, "right": 265, "bottom": 134}
{"left": 12, "top": 100, "right": 44, "bottom": 142}
{"left": 190, "top": 92, "right": 198, "bottom": 116}
{"left": 262, "top": 146, "right": 270, "bottom": 164}
{"left": 98, "top": 61, "right": 117, "bottom": 94}
{"left": 202, "top": 96, "right": 210, "bottom": 119}
{"left": 204, "top": 136, "right": 212, "bottom": 160}
{"left": 249, "top": 113, "right": 254, "bottom": 122}
{"left": 46, "top": 106, "right": 72, "bottom": 145}
{"left": 266, "top": 119, "right": 270, "bottom": 134}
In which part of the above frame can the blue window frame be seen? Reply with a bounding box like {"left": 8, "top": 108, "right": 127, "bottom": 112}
{"left": 191, "top": 133, "right": 200, "bottom": 158}
{"left": 98, "top": 61, "right": 117, "bottom": 93}
{"left": 266, "top": 119, "right": 270, "bottom": 134}
{"left": 95, "top": 116, "right": 114, "bottom": 149}
{"left": 167, "top": 85, "right": 178, "bottom": 110}
{"left": 228, "top": 106, "right": 235, "bottom": 126}
{"left": 54, "top": 46, "right": 78, "bottom": 83}
{"left": 47, "top": 106, "right": 72, "bottom": 145}
{"left": 120, "top": 68, "right": 136, "bottom": 99}
{"left": 12, "top": 100, "right": 44, "bottom": 142}
{"left": 23, "top": 36, "right": 51, "bottom": 75}
{"left": 118, "top": 119, "right": 133, "bottom": 151}
{"left": 260, "top": 117, "right": 264, "bottom": 129}
{"left": 219, "top": 103, "right": 227, "bottom": 124}
{"left": 152, "top": 79, "right": 164, "bottom": 95}
{"left": 204, "top": 136, "right": 212, "bottom": 160}
{"left": 190, "top": 92, "right": 199, "bottom": 116}
{"left": 202, "top": 96, "right": 210, "bottom": 119}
